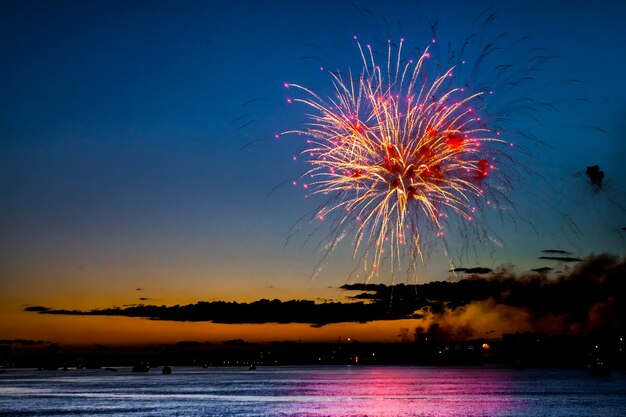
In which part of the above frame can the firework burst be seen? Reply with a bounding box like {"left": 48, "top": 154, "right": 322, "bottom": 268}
{"left": 284, "top": 38, "right": 511, "bottom": 280}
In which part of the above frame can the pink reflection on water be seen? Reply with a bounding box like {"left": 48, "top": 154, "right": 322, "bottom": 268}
{"left": 286, "top": 366, "right": 518, "bottom": 416}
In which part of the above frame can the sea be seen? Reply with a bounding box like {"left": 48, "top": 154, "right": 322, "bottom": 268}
{"left": 1, "top": 366, "right": 625, "bottom": 416}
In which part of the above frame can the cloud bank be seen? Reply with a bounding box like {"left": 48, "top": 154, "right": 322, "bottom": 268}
{"left": 25, "top": 254, "right": 625, "bottom": 337}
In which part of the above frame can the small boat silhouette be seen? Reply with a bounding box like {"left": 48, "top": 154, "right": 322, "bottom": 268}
{"left": 588, "top": 359, "right": 610, "bottom": 377}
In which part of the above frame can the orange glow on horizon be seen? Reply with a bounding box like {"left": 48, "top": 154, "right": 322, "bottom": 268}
{"left": 0, "top": 298, "right": 536, "bottom": 348}
{"left": 1, "top": 307, "right": 420, "bottom": 346}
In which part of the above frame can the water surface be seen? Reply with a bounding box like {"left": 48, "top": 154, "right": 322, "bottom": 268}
{"left": 1, "top": 366, "right": 625, "bottom": 416}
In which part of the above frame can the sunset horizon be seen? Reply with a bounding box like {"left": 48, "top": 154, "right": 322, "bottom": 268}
{"left": 2, "top": 1, "right": 625, "bottom": 415}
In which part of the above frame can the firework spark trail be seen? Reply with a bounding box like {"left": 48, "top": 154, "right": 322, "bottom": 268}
{"left": 284, "top": 38, "right": 511, "bottom": 281}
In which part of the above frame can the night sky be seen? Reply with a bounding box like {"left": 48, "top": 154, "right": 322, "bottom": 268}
{"left": 1, "top": 0, "right": 625, "bottom": 345}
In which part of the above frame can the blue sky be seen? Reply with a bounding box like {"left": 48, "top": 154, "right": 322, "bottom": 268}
{"left": 1, "top": 0, "right": 625, "bottom": 323}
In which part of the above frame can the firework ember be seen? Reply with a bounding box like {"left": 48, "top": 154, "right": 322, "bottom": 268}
{"left": 285, "top": 38, "right": 509, "bottom": 279}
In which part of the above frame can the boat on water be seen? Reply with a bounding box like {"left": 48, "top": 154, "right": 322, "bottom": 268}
{"left": 588, "top": 359, "right": 610, "bottom": 377}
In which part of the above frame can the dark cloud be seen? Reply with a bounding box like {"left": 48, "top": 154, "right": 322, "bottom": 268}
{"left": 24, "top": 254, "right": 625, "bottom": 336}
{"left": 136, "top": 288, "right": 142, "bottom": 291}
{"left": 26, "top": 299, "right": 408, "bottom": 326}
{"left": 530, "top": 267, "right": 552, "bottom": 273}
{"left": 539, "top": 256, "right": 582, "bottom": 262}
{"left": 541, "top": 249, "right": 572, "bottom": 255}
{"left": 23, "top": 306, "right": 51, "bottom": 312}
{"left": 138, "top": 297, "right": 151, "bottom": 301}
{"left": 450, "top": 267, "right": 493, "bottom": 274}
{"left": 585, "top": 165, "right": 605, "bottom": 190}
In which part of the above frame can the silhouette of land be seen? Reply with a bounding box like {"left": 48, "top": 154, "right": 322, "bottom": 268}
{"left": 1, "top": 333, "right": 624, "bottom": 371}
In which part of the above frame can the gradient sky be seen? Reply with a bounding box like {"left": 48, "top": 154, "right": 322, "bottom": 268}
{"left": 1, "top": 0, "right": 625, "bottom": 345}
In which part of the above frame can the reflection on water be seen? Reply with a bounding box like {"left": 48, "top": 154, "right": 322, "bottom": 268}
{"left": 1, "top": 366, "right": 625, "bottom": 416}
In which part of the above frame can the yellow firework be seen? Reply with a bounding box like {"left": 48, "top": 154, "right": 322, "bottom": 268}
{"left": 285, "top": 39, "right": 507, "bottom": 279}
